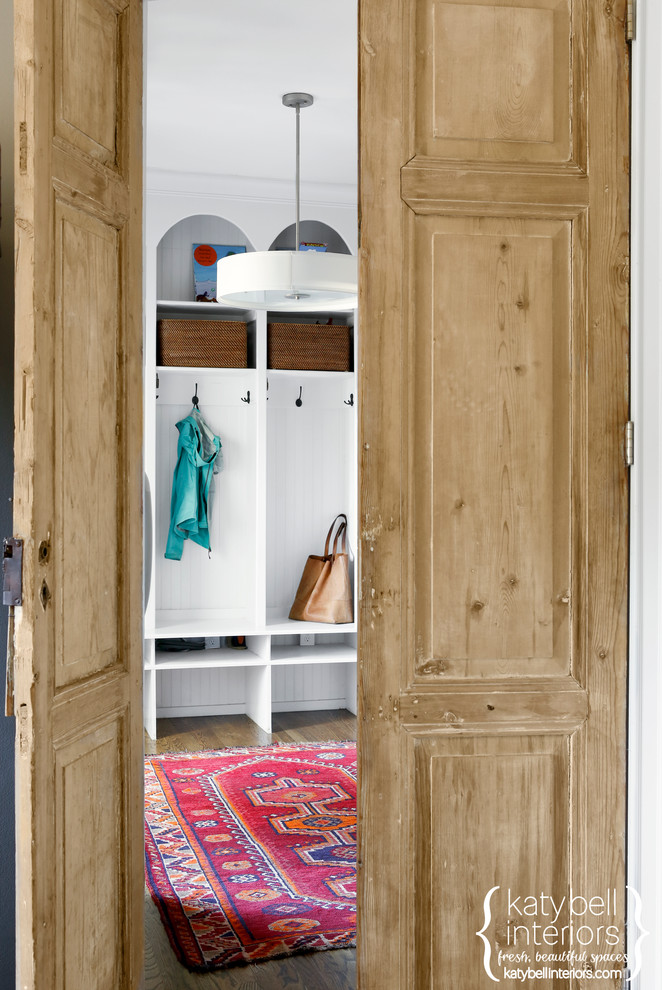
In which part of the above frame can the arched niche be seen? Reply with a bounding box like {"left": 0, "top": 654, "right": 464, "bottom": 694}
{"left": 268, "top": 220, "right": 352, "bottom": 255}
{"left": 156, "top": 214, "right": 255, "bottom": 301}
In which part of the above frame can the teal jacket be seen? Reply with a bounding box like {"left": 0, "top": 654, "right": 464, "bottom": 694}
{"left": 165, "top": 408, "right": 223, "bottom": 560}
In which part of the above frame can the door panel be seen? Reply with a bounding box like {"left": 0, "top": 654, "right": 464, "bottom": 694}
{"left": 413, "top": 216, "right": 572, "bottom": 669}
{"left": 359, "top": 0, "right": 629, "bottom": 986}
{"left": 415, "top": 0, "right": 586, "bottom": 166}
{"left": 55, "top": 0, "right": 129, "bottom": 166}
{"left": 13, "top": 0, "right": 143, "bottom": 985}
{"left": 419, "top": 736, "right": 570, "bottom": 983}
{"left": 55, "top": 716, "right": 127, "bottom": 989}
{"left": 54, "top": 200, "right": 120, "bottom": 687}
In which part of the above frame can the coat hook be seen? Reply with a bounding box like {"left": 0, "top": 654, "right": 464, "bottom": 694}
{"left": 295, "top": 386, "right": 303, "bottom": 407}
{"left": 192, "top": 383, "right": 199, "bottom": 408}
{"left": 344, "top": 393, "right": 354, "bottom": 407}
{"left": 241, "top": 390, "right": 251, "bottom": 404}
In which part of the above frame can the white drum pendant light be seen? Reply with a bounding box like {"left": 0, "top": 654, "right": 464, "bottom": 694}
{"left": 216, "top": 93, "right": 358, "bottom": 312}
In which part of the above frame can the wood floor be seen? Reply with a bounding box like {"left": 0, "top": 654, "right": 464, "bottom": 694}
{"left": 144, "top": 710, "right": 357, "bottom": 990}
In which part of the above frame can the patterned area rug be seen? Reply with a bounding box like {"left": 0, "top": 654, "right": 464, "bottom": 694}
{"left": 144, "top": 741, "right": 357, "bottom": 971}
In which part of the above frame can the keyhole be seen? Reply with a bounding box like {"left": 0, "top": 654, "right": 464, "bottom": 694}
{"left": 40, "top": 580, "right": 51, "bottom": 610}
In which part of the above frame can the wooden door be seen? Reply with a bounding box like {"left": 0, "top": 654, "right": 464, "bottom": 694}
{"left": 358, "top": 1, "right": 629, "bottom": 987}
{"left": 13, "top": 0, "right": 143, "bottom": 986}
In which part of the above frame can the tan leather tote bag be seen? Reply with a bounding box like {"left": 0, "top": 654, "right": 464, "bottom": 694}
{"left": 289, "top": 514, "right": 353, "bottom": 624}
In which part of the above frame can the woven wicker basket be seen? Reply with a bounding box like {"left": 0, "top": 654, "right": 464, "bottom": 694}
{"left": 157, "top": 319, "right": 247, "bottom": 368}
{"left": 267, "top": 322, "right": 352, "bottom": 372}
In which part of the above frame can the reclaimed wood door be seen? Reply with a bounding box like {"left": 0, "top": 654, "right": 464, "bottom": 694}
{"left": 358, "top": 0, "right": 630, "bottom": 987}
{"left": 13, "top": 0, "right": 143, "bottom": 986}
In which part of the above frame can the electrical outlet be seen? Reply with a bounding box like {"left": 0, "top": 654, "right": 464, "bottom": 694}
{"left": 299, "top": 634, "right": 315, "bottom": 647}
{"left": 205, "top": 637, "right": 221, "bottom": 650}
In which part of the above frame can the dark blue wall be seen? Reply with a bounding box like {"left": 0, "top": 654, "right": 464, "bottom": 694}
{"left": 1, "top": 0, "right": 17, "bottom": 985}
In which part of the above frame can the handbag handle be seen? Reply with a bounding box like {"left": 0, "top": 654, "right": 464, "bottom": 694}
{"left": 324, "top": 513, "right": 348, "bottom": 557}
{"left": 331, "top": 521, "right": 348, "bottom": 559}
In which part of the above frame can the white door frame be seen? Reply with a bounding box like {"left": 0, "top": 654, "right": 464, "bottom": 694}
{"left": 629, "top": 2, "right": 662, "bottom": 985}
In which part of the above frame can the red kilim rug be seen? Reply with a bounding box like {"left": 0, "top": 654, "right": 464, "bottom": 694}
{"left": 144, "top": 741, "right": 357, "bottom": 971}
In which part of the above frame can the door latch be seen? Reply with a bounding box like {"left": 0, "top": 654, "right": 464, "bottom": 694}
{"left": 2, "top": 538, "right": 23, "bottom": 607}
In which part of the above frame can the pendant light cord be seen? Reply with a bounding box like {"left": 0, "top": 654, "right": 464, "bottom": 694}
{"left": 295, "top": 104, "right": 300, "bottom": 253}
{"left": 283, "top": 93, "right": 312, "bottom": 253}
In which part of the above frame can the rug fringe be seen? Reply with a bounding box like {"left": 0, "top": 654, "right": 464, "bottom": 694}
{"left": 145, "top": 739, "right": 356, "bottom": 762}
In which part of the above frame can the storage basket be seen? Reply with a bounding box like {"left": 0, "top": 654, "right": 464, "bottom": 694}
{"left": 267, "top": 322, "right": 352, "bottom": 372}
{"left": 157, "top": 319, "right": 247, "bottom": 368}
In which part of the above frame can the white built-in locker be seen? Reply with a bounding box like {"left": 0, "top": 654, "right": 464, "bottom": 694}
{"left": 143, "top": 201, "right": 358, "bottom": 739}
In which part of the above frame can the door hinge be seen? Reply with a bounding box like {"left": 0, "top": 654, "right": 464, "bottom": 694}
{"left": 2, "top": 538, "right": 23, "bottom": 607}
{"left": 626, "top": 0, "right": 636, "bottom": 42}
{"left": 625, "top": 421, "right": 635, "bottom": 466}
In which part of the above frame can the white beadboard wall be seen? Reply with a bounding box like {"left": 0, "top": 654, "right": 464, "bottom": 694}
{"left": 266, "top": 374, "right": 354, "bottom": 620}
{"left": 156, "top": 665, "right": 251, "bottom": 717}
{"left": 269, "top": 221, "right": 352, "bottom": 254}
{"left": 156, "top": 662, "right": 352, "bottom": 717}
{"left": 271, "top": 663, "right": 350, "bottom": 711}
{"left": 155, "top": 371, "right": 257, "bottom": 626}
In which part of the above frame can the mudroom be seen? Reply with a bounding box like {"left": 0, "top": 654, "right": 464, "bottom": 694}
{"left": 141, "top": 2, "right": 359, "bottom": 986}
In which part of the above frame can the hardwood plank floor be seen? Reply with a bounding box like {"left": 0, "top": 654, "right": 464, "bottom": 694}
{"left": 144, "top": 710, "right": 357, "bottom": 990}
{"left": 145, "top": 709, "right": 357, "bottom": 756}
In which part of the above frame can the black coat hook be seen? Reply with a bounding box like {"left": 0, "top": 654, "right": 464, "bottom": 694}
{"left": 241, "top": 390, "right": 251, "bottom": 404}
{"left": 192, "top": 383, "right": 199, "bottom": 408}
{"left": 295, "top": 386, "right": 303, "bottom": 407}
{"left": 344, "top": 393, "right": 354, "bottom": 407}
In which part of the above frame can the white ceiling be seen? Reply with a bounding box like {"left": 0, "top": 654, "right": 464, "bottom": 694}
{"left": 146, "top": 0, "right": 358, "bottom": 192}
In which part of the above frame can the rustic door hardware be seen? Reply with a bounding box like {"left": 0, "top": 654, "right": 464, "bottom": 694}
{"left": 2, "top": 538, "right": 23, "bottom": 607}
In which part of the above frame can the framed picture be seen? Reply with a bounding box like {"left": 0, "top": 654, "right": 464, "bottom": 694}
{"left": 193, "top": 243, "right": 246, "bottom": 301}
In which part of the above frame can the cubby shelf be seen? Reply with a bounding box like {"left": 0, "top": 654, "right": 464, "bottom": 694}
{"left": 156, "top": 299, "right": 250, "bottom": 315}
{"left": 266, "top": 614, "right": 357, "bottom": 634}
{"left": 267, "top": 368, "right": 355, "bottom": 379}
{"left": 152, "top": 642, "right": 356, "bottom": 671}
{"left": 147, "top": 619, "right": 358, "bottom": 639}
{"left": 154, "top": 648, "right": 267, "bottom": 670}
{"left": 157, "top": 365, "right": 254, "bottom": 376}
{"left": 271, "top": 644, "right": 356, "bottom": 665}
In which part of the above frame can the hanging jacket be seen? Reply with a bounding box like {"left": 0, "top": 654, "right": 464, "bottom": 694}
{"left": 165, "top": 407, "right": 223, "bottom": 560}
